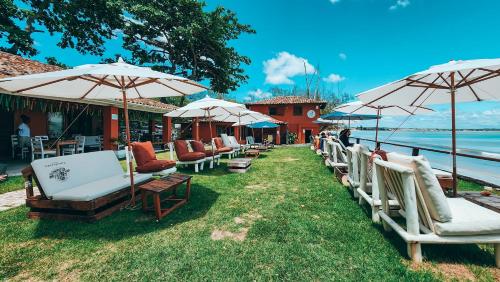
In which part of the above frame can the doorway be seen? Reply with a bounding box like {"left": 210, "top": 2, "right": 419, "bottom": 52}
{"left": 304, "top": 129, "right": 312, "bottom": 144}
{"left": 0, "top": 110, "right": 14, "bottom": 159}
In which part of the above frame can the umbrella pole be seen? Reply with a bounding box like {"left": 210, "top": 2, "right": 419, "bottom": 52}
{"left": 450, "top": 73, "right": 458, "bottom": 197}
{"left": 375, "top": 107, "right": 381, "bottom": 150}
{"left": 208, "top": 109, "right": 215, "bottom": 163}
{"left": 122, "top": 89, "right": 136, "bottom": 206}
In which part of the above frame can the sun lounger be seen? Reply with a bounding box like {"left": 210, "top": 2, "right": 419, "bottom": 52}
{"left": 213, "top": 137, "right": 234, "bottom": 159}
{"left": 22, "top": 151, "right": 152, "bottom": 221}
{"left": 246, "top": 136, "right": 268, "bottom": 151}
{"left": 346, "top": 145, "right": 361, "bottom": 198}
{"left": 190, "top": 140, "right": 220, "bottom": 169}
{"left": 373, "top": 156, "right": 500, "bottom": 267}
{"left": 355, "top": 147, "right": 399, "bottom": 222}
{"left": 169, "top": 140, "right": 206, "bottom": 172}
{"left": 325, "top": 141, "right": 348, "bottom": 168}
{"left": 126, "top": 142, "right": 177, "bottom": 176}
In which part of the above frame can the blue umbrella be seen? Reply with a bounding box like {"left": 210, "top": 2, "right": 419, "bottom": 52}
{"left": 247, "top": 121, "right": 279, "bottom": 128}
{"left": 247, "top": 121, "right": 279, "bottom": 143}
{"left": 320, "top": 111, "right": 379, "bottom": 121}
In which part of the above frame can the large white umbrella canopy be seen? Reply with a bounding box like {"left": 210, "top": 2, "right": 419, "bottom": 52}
{"left": 357, "top": 59, "right": 500, "bottom": 106}
{"left": 0, "top": 58, "right": 207, "bottom": 206}
{"left": 215, "top": 109, "right": 271, "bottom": 124}
{"left": 165, "top": 96, "right": 246, "bottom": 118}
{"left": 356, "top": 58, "right": 500, "bottom": 196}
{"left": 335, "top": 100, "right": 433, "bottom": 146}
{"left": 165, "top": 96, "right": 247, "bottom": 157}
{"left": 0, "top": 58, "right": 207, "bottom": 99}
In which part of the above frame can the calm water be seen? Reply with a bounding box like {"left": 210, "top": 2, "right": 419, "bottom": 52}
{"left": 350, "top": 130, "right": 500, "bottom": 185}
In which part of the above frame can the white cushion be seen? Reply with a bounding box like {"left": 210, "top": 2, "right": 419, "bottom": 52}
{"left": 31, "top": 151, "right": 124, "bottom": 198}
{"left": 433, "top": 198, "right": 500, "bottom": 236}
{"left": 52, "top": 173, "right": 152, "bottom": 201}
{"left": 412, "top": 158, "right": 453, "bottom": 223}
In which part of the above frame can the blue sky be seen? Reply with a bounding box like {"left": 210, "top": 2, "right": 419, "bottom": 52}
{"left": 24, "top": 0, "right": 500, "bottom": 128}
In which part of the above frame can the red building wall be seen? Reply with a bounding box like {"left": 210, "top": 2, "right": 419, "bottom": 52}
{"left": 247, "top": 103, "right": 322, "bottom": 144}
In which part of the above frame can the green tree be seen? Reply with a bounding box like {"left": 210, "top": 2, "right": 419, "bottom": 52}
{"left": 122, "top": 0, "right": 255, "bottom": 94}
{"left": 0, "top": 0, "right": 123, "bottom": 56}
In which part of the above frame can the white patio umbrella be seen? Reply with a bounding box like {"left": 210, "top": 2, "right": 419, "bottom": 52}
{"left": 335, "top": 101, "right": 433, "bottom": 147}
{"left": 165, "top": 96, "right": 246, "bottom": 157}
{"left": 357, "top": 59, "right": 500, "bottom": 195}
{"left": 0, "top": 58, "right": 207, "bottom": 206}
{"left": 215, "top": 109, "right": 272, "bottom": 142}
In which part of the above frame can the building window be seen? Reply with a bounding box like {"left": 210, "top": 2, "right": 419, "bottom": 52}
{"left": 47, "top": 112, "right": 64, "bottom": 139}
{"left": 269, "top": 107, "right": 277, "bottom": 115}
{"left": 293, "top": 106, "right": 303, "bottom": 116}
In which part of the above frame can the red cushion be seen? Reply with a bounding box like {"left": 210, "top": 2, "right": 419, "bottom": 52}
{"left": 136, "top": 160, "right": 176, "bottom": 173}
{"left": 214, "top": 138, "right": 224, "bottom": 149}
{"left": 131, "top": 141, "right": 157, "bottom": 167}
{"left": 178, "top": 151, "right": 206, "bottom": 162}
{"left": 190, "top": 140, "right": 205, "bottom": 152}
{"left": 217, "top": 147, "right": 233, "bottom": 153}
{"left": 174, "top": 140, "right": 189, "bottom": 158}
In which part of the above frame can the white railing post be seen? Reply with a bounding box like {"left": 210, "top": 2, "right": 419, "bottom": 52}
{"left": 402, "top": 172, "right": 422, "bottom": 262}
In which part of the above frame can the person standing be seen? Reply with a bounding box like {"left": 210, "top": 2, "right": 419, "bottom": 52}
{"left": 18, "top": 114, "right": 31, "bottom": 149}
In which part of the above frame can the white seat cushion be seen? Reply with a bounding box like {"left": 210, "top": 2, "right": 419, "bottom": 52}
{"left": 52, "top": 173, "right": 152, "bottom": 201}
{"left": 31, "top": 151, "right": 124, "bottom": 198}
{"left": 433, "top": 198, "right": 500, "bottom": 236}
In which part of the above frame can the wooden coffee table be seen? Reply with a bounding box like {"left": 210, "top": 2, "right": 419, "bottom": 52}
{"left": 139, "top": 173, "right": 192, "bottom": 221}
{"left": 227, "top": 158, "right": 252, "bottom": 173}
{"left": 245, "top": 149, "right": 260, "bottom": 158}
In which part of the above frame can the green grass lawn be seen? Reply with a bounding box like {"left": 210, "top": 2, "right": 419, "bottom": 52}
{"left": 0, "top": 176, "right": 24, "bottom": 195}
{"left": 0, "top": 147, "right": 498, "bottom": 281}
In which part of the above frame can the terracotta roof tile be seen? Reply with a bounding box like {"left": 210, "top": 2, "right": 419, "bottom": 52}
{"left": 245, "top": 96, "right": 327, "bottom": 106}
{"left": 0, "top": 51, "right": 62, "bottom": 78}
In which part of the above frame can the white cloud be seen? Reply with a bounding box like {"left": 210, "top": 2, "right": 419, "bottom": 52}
{"left": 323, "top": 73, "right": 345, "bottom": 83}
{"left": 389, "top": 0, "right": 410, "bottom": 10}
{"left": 263, "top": 51, "right": 316, "bottom": 85}
{"left": 244, "top": 89, "right": 273, "bottom": 102}
{"left": 338, "top": 52, "right": 347, "bottom": 60}
{"left": 329, "top": 0, "right": 340, "bottom": 4}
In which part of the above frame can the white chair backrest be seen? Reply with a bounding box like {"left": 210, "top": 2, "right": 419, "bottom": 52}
{"left": 35, "top": 135, "right": 49, "bottom": 141}
{"left": 228, "top": 136, "right": 239, "bottom": 146}
{"left": 346, "top": 146, "right": 360, "bottom": 183}
{"left": 332, "top": 142, "right": 347, "bottom": 164}
{"left": 75, "top": 136, "right": 86, "bottom": 150}
{"left": 246, "top": 136, "right": 255, "bottom": 144}
{"left": 11, "top": 135, "right": 19, "bottom": 146}
{"left": 373, "top": 158, "right": 434, "bottom": 233}
{"left": 31, "top": 137, "right": 43, "bottom": 152}
{"left": 220, "top": 134, "right": 231, "bottom": 147}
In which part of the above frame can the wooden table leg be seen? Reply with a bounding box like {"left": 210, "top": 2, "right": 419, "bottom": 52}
{"left": 153, "top": 193, "right": 162, "bottom": 220}
{"left": 185, "top": 178, "right": 191, "bottom": 202}
{"left": 141, "top": 190, "right": 147, "bottom": 211}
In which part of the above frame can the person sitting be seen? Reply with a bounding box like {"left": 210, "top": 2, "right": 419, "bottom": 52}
{"left": 339, "top": 129, "right": 354, "bottom": 148}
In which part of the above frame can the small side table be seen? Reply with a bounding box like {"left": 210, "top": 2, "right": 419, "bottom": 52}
{"left": 139, "top": 173, "right": 192, "bottom": 221}
{"left": 245, "top": 149, "right": 260, "bottom": 158}
{"left": 227, "top": 158, "right": 252, "bottom": 173}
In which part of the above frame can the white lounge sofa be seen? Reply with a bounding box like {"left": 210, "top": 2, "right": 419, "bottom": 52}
{"left": 23, "top": 151, "right": 152, "bottom": 221}
{"left": 221, "top": 134, "right": 240, "bottom": 157}
{"left": 373, "top": 155, "right": 500, "bottom": 267}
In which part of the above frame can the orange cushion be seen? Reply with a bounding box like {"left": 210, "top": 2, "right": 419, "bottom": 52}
{"left": 132, "top": 141, "right": 157, "bottom": 167}
{"left": 214, "top": 138, "right": 224, "bottom": 149}
{"left": 178, "top": 152, "right": 206, "bottom": 162}
{"left": 190, "top": 140, "right": 205, "bottom": 152}
{"left": 204, "top": 150, "right": 219, "bottom": 157}
{"left": 217, "top": 147, "right": 233, "bottom": 153}
{"left": 174, "top": 140, "right": 189, "bottom": 157}
{"left": 136, "top": 159, "right": 176, "bottom": 173}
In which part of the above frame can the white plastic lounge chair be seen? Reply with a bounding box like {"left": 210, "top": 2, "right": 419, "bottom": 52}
{"left": 346, "top": 145, "right": 361, "bottom": 197}
{"left": 169, "top": 141, "right": 205, "bottom": 173}
{"left": 356, "top": 147, "right": 399, "bottom": 222}
{"left": 325, "top": 141, "right": 348, "bottom": 168}
{"left": 221, "top": 134, "right": 240, "bottom": 156}
{"left": 228, "top": 135, "right": 242, "bottom": 156}
{"left": 126, "top": 146, "right": 177, "bottom": 176}
{"left": 373, "top": 156, "right": 500, "bottom": 267}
